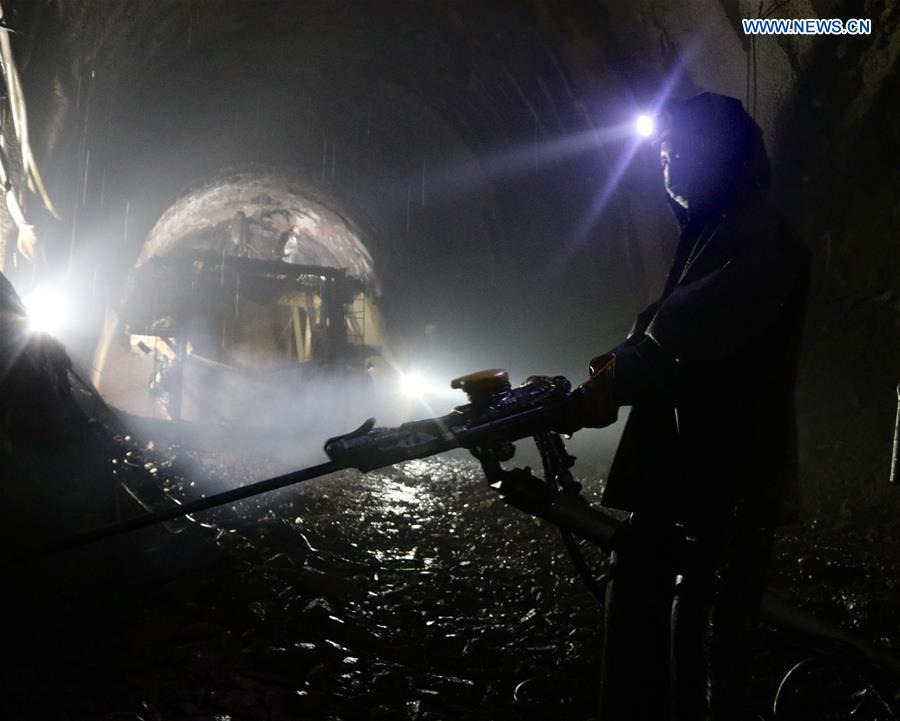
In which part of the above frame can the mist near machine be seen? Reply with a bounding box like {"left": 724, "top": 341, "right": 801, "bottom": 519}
{"left": 91, "top": 170, "right": 394, "bottom": 490}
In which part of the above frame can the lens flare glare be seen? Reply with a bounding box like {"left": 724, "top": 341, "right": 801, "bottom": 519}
{"left": 23, "top": 287, "right": 68, "bottom": 335}
{"left": 399, "top": 372, "right": 433, "bottom": 398}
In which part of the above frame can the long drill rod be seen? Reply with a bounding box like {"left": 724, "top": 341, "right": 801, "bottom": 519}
{"left": 6, "top": 460, "right": 343, "bottom": 566}
{"left": 891, "top": 382, "right": 900, "bottom": 484}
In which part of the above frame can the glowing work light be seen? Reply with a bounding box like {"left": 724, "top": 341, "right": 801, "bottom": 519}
{"left": 22, "top": 286, "right": 68, "bottom": 335}
{"left": 635, "top": 114, "right": 655, "bottom": 138}
{"left": 399, "top": 372, "right": 431, "bottom": 399}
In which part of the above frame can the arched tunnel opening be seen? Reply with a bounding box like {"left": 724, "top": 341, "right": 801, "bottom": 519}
{"left": 93, "top": 170, "right": 388, "bottom": 458}
{"left": 1, "top": 2, "right": 900, "bottom": 719}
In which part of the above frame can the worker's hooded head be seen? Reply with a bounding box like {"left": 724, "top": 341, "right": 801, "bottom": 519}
{"left": 655, "top": 93, "right": 769, "bottom": 223}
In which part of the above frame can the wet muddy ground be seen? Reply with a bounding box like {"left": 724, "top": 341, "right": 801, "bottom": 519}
{"left": 5, "top": 438, "right": 900, "bottom": 721}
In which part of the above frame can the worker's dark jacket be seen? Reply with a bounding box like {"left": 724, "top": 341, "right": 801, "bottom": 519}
{"left": 604, "top": 196, "right": 809, "bottom": 532}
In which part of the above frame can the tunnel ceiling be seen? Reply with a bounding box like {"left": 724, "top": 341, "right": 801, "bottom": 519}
{"left": 140, "top": 170, "right": 378, "bottom": 287}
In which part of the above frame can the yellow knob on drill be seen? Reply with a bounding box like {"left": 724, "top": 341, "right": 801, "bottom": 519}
{"left": 450, "top": 369, "right": 511, "bottom": 404}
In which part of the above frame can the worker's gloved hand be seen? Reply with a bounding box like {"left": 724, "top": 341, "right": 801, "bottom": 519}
{"left": 556, "top": 353, "right": 619, "bottom": 434}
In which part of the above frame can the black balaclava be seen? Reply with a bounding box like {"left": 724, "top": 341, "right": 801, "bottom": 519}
{"left": 655, "top": 93, "right": 769, "bottom": 224}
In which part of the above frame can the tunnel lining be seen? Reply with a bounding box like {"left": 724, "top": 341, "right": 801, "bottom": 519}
{"left": 138, "top": 170, "right": 379, "bottom": 291}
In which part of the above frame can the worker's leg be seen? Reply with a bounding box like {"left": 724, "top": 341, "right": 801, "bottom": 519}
{"left": 670, "top": 553, "right": 715, "bottom": 721}
{"left": 669, "top": 526, "right": 773, "bottom": 721}
{"left": 706, "top": 527, "right": 773, "bottom": 721}
{"left": 599, "top": 518, "right": 677, "bottom": 721}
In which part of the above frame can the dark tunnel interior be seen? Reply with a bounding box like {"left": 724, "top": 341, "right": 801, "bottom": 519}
{"left": 1, "top": 1, "right": 900, "bottom": 719}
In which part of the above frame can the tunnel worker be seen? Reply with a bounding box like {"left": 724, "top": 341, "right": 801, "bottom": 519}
{"left": 562, "top": 93, "right": 810, "bottom": 720}
{"left": 280, "top": 223, "right": 306, "bottom": 264}
{"left": 229, "top": 210, "right": 250, "bottom": 257}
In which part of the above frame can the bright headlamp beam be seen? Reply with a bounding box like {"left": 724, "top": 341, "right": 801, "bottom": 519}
{"left": 635, "top": 114, "right": 655, "bottom": 138}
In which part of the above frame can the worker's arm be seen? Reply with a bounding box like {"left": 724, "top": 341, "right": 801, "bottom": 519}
{"left": 566, "top": 221, "right": 808, "bottom": 428}
{"left": 614, "top": 225, "right": 807, "bottom": 406}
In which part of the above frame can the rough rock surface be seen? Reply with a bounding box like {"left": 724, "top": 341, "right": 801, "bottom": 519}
{"left": 4, "top": 428, "right": 900, "bottom": 720}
